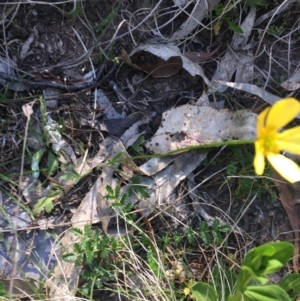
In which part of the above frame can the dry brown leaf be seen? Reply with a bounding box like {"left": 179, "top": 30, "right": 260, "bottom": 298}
{"left": 184, "top": 39, "right": 222, "bottom": 63}
{"left": 121, "top": 47, "right": 182, "bottom": 78}
{"left": 121, "top": 45, "right": 210, "bottom": 85}
{"left": 137, "top": 56, "right": 183, "bottom": 78}
{"left": 272, "top": 169, "right": 300, "bottom": 273}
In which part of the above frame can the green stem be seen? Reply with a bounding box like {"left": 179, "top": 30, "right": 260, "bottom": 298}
{"left": 227, "top": 291, "right": 243, "bottom": 301}
{"left": 89, "top": 275, "right": 97, "bottom": 300}
{"left": 124, "top": 139, "right": 255, "bottom": 161}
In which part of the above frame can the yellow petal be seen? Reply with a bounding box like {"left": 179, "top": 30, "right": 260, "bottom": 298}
{"left": 267, "top": 153, "right": 300, "bottom": 183}
{"left": 254, "top": 141, "right": 265, "bottom": 175}
{"left": 266, "top": 98, "right": 300, "bottom": 130}
{"left": 276, "top": 141, "right": 300, "bottom": 155}
{"left": 276, "top": 126, "right": 300, "bottom": 154}
{"left": 257, "top": 106, "right": 270, "bottom": 133}
{"left": 277, "top": 126, "right": 300, "bottom": 139}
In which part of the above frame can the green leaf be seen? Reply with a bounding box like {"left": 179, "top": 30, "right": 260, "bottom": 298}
{"left": 33, "top": 195, "right": 55, "bottom": 215}
{"left": 186, "top": 226, "right": 195, "bottom": 244}
{"left": 238, "top": 265, "right": 266, "bottom": 293}
{"left": 244, "top": 285, "right": 290, "bottom": 301}
{"left": 108, "top": 151, "right": 124, "bottom": 165}
{"left": 59, "top": 168, "right": 81, "bottom": 182}
{"left": 84, "top": 224, "right": 92, "bottom": 238}
{"left": 47, "top": 151, "right": 58, "bottom": 176}
{"left": 218, "top": 224, "right": 231, "bottom": 232}
{"left": 224, "top": 18, "right": 244, "bottom": 34}
{"left": 131, "top": 135, "right": 145, "bottom": 152}
{"left": 129, "top": 184, "right": 150, "bottom": 198}
{"left": 105, "top": 185, "right": 124, "bottom": 203}
{"left": 0, "top": 173, "right": 18, "bottom": 187}
{"left": 71, "top": 227, "right": 83, "bottom": 236}
{"left": 214, "top": 3, "right": 224, "bottom": 17}
{"left": 199, "top": 221, "right": 210, "bottom": 245}
{"left": 127, "top": 176, "right": 150, "bottom": 199}
{"left": 62, "top": 253, "right": 75, "bottom": 262}
{"left": 280, "top": 273, "right": 300, "bottom": 293}
{"left": 33, "top": 189, "right": 62, "bottom": 215}
{"left": 173, "top": 232, "right": 183, "bottom": 245}
{"left": 115, "top": 185, "right": 121, "bottom": 199}
{"left": 31, "top": 148, "right": 46, "bottom": 178}
{"left": 227, "top": 162, "right": 238, "bottom": 175}
{"left": 86, "top": 250, "right": 95, "bottom": 265}
{"left": 212, "top": 218, "right": 220, "bottom": 231}
{"left": 191, "top": 282, "right": 218, "bottom": 301}
{"left": 243, "top": 242, "right": 294, "bottom": 276}
{"left": 93, "top": 6, "right": 118, "bottom": 34}
{"left": 105, "top": 185, "right": 114, "bottom": 198}
{"left": 212, "top": 230, "right": 222, "bottom": 245}
{"left": 235, "top": 242, "right": 294, "bottom": 293}
{"left": 147, "top": 248, "right": 159, "bottom": 276}
{"left": 119, "top": 192, "right": 130, "bottom": 205}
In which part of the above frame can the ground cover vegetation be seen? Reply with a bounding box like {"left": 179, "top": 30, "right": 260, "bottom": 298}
{"left": 0, "top": 0, "right": 300, "bottom": 300}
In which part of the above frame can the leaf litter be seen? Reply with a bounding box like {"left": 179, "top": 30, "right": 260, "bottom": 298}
{"left": 1, "top": 0, "right": 300, "bottom": 299}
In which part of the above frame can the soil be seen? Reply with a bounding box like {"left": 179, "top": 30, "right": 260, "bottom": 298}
{"left": 1, "top": 0, "right": 300, "bottom": 299}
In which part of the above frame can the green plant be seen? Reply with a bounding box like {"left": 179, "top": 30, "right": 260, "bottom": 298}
{"left": 127, "top": 176, "right": 150, "bottom": 199}
{"left": 104, "top": 184, "right": 185, "bottom": 299}
{"left": 213, "top": 0, "right": 265, "bottom": 34}
{"left": 63, "top": 224, "right": 121, "bottom": 299}
{"left": 107, "top": 150, "right": 124, "bottom": 166}
{"left": 190, "top": 242, "right": 300, "bottom": 301}
{"left": 206, "top": 145, "right": 277, "bottom": 201}
{"left": 0, "top": 281, "right": 8, "bottom": 299}
{"left": 30, "top": 98, "right": 87, "bottom": 215}
{"left": 226, "top": 146, "right": 259, "bottom": 197}
{"left": 213, "top": 3, "right": 243, "bottom": 34}
{"left": 199, "top": 219, "right": 231, "bottom": 245}
{"left": 106, "top": 177, "right": 149, "bottom": 214}
{"left": 62, "top": 180, "right": 151, "bottom": 299}
{"left": 30, "top": 97, "right": 61, "bottom": 178}
{"left": 186, "top": 226, "right": 196, "bottom": 244}
{"left": 93, "top": 7, "right": 119, "bottom": 34}
{"left": 173, "top": 231, "right": 184, "bottom": 247}
{"left": 267, "top": 24, "right": 284, "bottom": 36}
{"left": 33, "top": 187, "right": 63, "bottom": 215}
{"left": 131, "top": 136, "right": 145, "bottom": 153}
{"left": 105, "top": 184, "right": 134, "bottom": 218}
{"left": 147, "top": 247, "right": 160, "bottom": 277}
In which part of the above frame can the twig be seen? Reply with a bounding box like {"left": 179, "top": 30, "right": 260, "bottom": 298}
{"left": 0, "top": 63, "right": 117, "bottom": 92}
{"left": 9, "top": 101, "right": 35, "bottom": 298}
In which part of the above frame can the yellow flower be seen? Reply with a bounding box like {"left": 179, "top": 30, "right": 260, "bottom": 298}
{"left": 183, "top": 287, "right": 190, "bottom": 296}
{"left": 254, "top": 98, "right": 300, "bottom": 183}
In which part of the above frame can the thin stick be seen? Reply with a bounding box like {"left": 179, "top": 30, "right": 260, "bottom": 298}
{"left": 9, "top": 101, "right": 35, "bottom": 298}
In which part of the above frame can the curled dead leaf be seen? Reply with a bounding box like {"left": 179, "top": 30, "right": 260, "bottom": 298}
{"left": 121, "top": 44, "right": 210, "bottom": 85}
{"left": 121, "top": 47, "right": 182, "bottom": 78}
